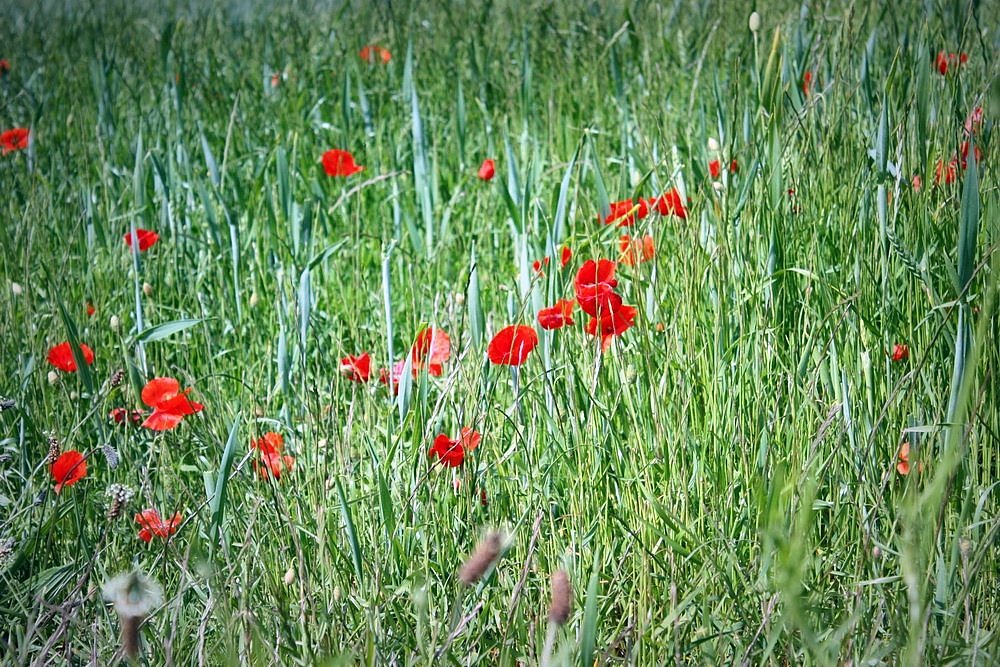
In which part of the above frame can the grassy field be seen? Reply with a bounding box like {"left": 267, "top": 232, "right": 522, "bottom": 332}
{"left": 1, "top": 0, "right": 998, "bottom": 664}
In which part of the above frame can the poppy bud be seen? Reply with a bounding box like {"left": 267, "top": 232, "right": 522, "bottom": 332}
{"left": 110, "top": 315, "right": 120, "bottom": 331}
{"left": 872, "top": 546, "right": 882, "bottom": 560}
{"left": 47, "top": 370, "right": 59, "bottom": 385}
{"left": 707, "top": 137, "right": 720, "bottom": 152}
{"left": 249, "top": 292, "right": 259, "bottom": 307}
{"left": 142, "top": 282, "right": 153, "bottom": 297}
{"left": 11, "top": 282, "right": 22, "bottom": 296}
{"left": 748, "top": 11, "right": 761, "bottom": 32}
{"left": 712, "top": 181, "right": 725, "bottom": 192}
{"left": 283, "top": 567, "right": 296, "bottom": 585}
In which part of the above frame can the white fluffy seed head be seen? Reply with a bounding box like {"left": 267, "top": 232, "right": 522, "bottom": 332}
{"left": 749, "top": 11, "right": 761, "bottom": 32}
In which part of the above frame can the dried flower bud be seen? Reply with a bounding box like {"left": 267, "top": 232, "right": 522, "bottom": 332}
{"left": 0, "top": 537, "right": 14, "bottom": 569}
{"left": 283, "top": 567, "right": 296, "bottom": 585}
{"left": 106, "top": 483, "right": 135, "bottom": 520}
{"left": 46, "top": 435, "right": 60, "bottom": 464}
{"left": 458, "top": 530, "right": 504, "bottom": 586}
{"left": 47, "top": 370, "right": 59, "bottom": 385}
{"left": 548, "top": 569, "right": 573, "bottom": 625}
{"left": 748, "top": 11, "right": 761, "bottom": 32}
{"left": 110, "top": 315, "right": 121, "bottom": 331}
{"left": 11, "top": 282, "right": 23, "bottom": 296}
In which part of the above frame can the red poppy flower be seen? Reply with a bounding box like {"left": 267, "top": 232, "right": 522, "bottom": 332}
{"left": 890, "top": 343, "right": 909, "bottom": 362}
{"left": 802, "top": 70, "right": 813, "bottom": 97}
{"left": 51, "top": 450, "right": 87, "bottom": 493}
{"left": 478, "top": 158, "right": 495, "bottom": 181}
{"left": 603, "top": 198, "right": 649, "bottom": 227}
{"left": 359, "top": 44, "right": 391, "bottom": 64}
{"left": 340, "top": 353, "right": 372, "bottom": 382}
{"left": 709, "top": 160, "right": 721, "bottom": 179}
{"left": 123, "top": 229, "right": 159, "bottom": 252}
{"left": 140, "top": 377, "right": 203, "bottom": 431}
{"left": 959, "top": 141, "right": 982, "bottom": 170}
{"left": 411, "top": 327, "right": 451, "bottom": 376}
{"left": 135, "top": 508, "right": 182, "bottom": 543}
{"left": 646, "top": 189, "right": 687, "bottom": 219}
{"left": 251, "top": 431, "right": 295, "bottom": 480}
{"left": 537, "top": 299, "right": 575, "bottom": 330}
{"left": 560, "top": 245, "right": 572, "bottom": 268}
{"left": 619, "top": 235, "right": 655, "bottom": 267}
{"left": 0, "top": 60, "right": 9, "bottom": 75}
{"left": 322, "top": 149, "right": 364, "bottom": 177}
{"left": 85, "top": 301, "right": 96, "bottom": 317}
{"left": 574, "top": 259, "right": 619, "bottom": 317}
{"left": 585, "top": 303, "right": 637, "bottom": 352}
{"left": 487, "top": 325, "right": 539, "bottom": 366}
{"left": 935, "top": 51, "right": 968, "bottom": 76}
{"left": 428, "top": 427, "right": 481, "bottom": 468}
{"left": 1, "top": 128, "right": 29, "bottom": 154}
{"left": 47, "top": 341, "right": 95, "bottom": 373}
{"left": 110, "top": 407, "right": 144, "bottom": 426}
{"left": 532, "top": 256, "right": 550, "bottom": 275}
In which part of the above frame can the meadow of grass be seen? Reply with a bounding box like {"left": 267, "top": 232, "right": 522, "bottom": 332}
{"left": 0, "top": 0, "right": 998, "bottom": 664}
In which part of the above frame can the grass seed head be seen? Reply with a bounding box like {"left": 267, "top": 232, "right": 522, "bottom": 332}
{"left": 548, "top": 569, "right": 572, "bottom": 625}
{"left": 458, "top": 530, "right": 504, "bottom": 587}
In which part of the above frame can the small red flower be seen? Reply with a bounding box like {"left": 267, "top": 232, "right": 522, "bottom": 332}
{"left": 135, "top": 508, "right": 182, "bottom": 543}
{"left": 935, "top": 51, "right": 968, "bottom": 76}
{"left": 140, "top": 377, "right": 203, "bottom": 431}
{"left": 896, "top": 441, "right": 911, "bottom": 475}
{"left": 47, "top": 342, "right": 95, "bottom": 373}
{"left": 603, "top": 198, "right": 649, "bottom": 227}
{"left": 560, "top": 245, "right": 572, "bottom": 268}
{"left": 487, "top": 325, "right": 539, "bottom": 366}
{"left": 1, "top": 128, "right": 30, "bottom": 154}
{"left": 123, "top": 229, "right": 159, "bottom": 252}
{"left": 359, "top": 44, "right": 392, "bottom": 64}
{"left": 86, "top": 301, "right": 96, "bottom": 317}
{"left": 411, "top": 327, "right": 451, "bottom": 376}
{"left": 729, "top": 159, "right": 739, "bottom": 173}
{"left": 574, "top": 259, "right": 619, "bottom": 318}
{"left": 51, "top": 450, "right": 87, "bottom": 493}
{"left": 646, "top": 188, "right": 687, "bottom": 219}
{"left": 110, "top": 407, "right": 144, "bottom": 426}
{"left": 322, "top": 149, "right": 364, "bottom": 177}
{"left": 619, "top": 235, "right": 655, "bottom": 267}
{"left": 0, "top": 59, "right": 10, "bottom": 75}
{"left": 709, "top": 160, "right": 721, "bottom": 179}
{"left": 270, "top": 72, "right": 282, "bottom": 88}
{"left": 802, "top": 70, "right": 813, "bottom": 97}
{"left": 340, "top": 353, "right": 372, "bottom": 382}
{"left": 537, "top": 299, "right": 575, "bottom": 330}
{"left": 911, "top": 174, "right": 922, "bottom": 192}
{"left": 890, "top": 343, "right": 909, "bottom": 362}
{"left": 251, "top": 432, "right": 295, "bottom": 480}
{"left": 585, "top": 303, "right": 637, "bottom": 352}
{"left": 478, "top": 158, "right": 495, "bottom": 181}
{"left": 428, "top": 427, "right": 481, "bottom": 468}
{"left": 934, "top": 158, "right": 958, "bottom": 185}
{"left": 532, "top": 256, "right": 550, "bottom": 275}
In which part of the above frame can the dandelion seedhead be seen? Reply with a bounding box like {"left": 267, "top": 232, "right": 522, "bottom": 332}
{"left": 548, "top": 570, "right": 572, "bottom": 625}
{"left": 458, "top": 530, "right": 504, "bottom": 587}
{"left": 102, "top": 571, "right": 164, "bottom": 659}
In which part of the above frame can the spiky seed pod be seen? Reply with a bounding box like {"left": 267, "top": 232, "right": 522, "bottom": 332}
{"left": 102, "top": 444, "right": 120, "bottom": 469}
{"left": 105, "top": 484, "right": 135, "bottom": 520}
{"left": 109, "top": 368, "right": 125, "bottom": 389}
{"left": 548, "top": 570, "right": 572, "bottom": 625}
{"left": 46, "top": 435, "right": 60, "bottom": 464}
{"left": 458, "top": 531, "right": 504, "bottom": 587}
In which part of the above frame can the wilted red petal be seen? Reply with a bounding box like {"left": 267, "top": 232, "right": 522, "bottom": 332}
{"left": 487, "top": 325, "right": 539, "bottom": 366}
{"left": 51, "top": 450, "right": 87, "bottom": 493}
{"left": 322, "top": 149, "right": 364, "bottom": 177}
{"left": 47, "top": 342, "right": 95, "bottom": 373}
{"left": 537, "top": 299, "right": 575, "bottom": 330}
{"left": 478, "top": 158, "right": 495, "bottom": 181}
